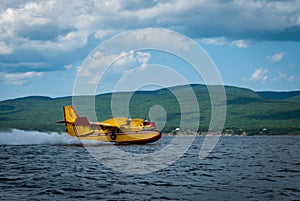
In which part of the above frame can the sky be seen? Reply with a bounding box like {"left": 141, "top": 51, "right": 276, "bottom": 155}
{"left": 0, "top": 0, "right": 300, "bottom": 100}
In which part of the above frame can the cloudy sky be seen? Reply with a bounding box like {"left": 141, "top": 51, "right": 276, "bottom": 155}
{"left": 0, "top": 0, "right": 300, "bottom": 100}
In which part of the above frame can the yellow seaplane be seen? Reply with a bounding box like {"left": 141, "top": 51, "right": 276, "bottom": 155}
{"left": 57, "top": 106, "right": 161, "bottom": 144}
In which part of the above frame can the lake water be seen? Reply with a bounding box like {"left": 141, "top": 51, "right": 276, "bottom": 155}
{"left": 0, "top": 130, "right": 299, "bottom": 200}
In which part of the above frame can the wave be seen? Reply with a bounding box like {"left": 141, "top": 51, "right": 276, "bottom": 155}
{"left": 0, "top": 129, "right": 102, "bottom": 145}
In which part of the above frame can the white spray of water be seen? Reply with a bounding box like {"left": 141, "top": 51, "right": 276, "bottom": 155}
{"left": 0, "top": 129, "right": 102, "bottom": 145}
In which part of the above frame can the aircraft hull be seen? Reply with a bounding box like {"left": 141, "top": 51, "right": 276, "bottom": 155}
{"left": 76, "top": 131, "right": 161, "bottom": 144}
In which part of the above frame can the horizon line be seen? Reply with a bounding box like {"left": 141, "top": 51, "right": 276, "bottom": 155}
{"left": 1, "top": 83, "right": 300, "bottom": 102}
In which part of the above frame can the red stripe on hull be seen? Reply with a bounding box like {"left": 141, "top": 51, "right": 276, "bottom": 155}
{"left": 117, "top": 132, "right": 162, "bottom": 144}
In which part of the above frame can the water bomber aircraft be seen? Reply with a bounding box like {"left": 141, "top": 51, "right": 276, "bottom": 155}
{"left": 57, "top": 106, "right": 161, "bottom": 144}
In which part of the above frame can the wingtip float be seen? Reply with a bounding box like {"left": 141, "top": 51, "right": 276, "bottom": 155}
{"left": 57, "top": 106, "right": 161, "bottom": 144}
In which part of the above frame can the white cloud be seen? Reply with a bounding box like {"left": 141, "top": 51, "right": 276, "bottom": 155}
{"left": 0, "top": 41, "right": 13, "bottom": 55}
{"left": 200, "top": 37, "right": 227, "bottom": 46}
{"left": 0, "top": 61, "right": 48, "bottom": 71}
{"left": 0, "top": 0, "right": 299, "bottom": 75}
{"left": 287, "top": 76, "right": 296, "bottom": 82}
{"left": 250, "top": 68, "right": 269, "bottom": 81}
{"left": 94, "top": 29, "right": 117, "bottom": 40}
{"left": 200, "top": 37, "right": 249, "bottom": 48}
{"left": 231, "top": 40, "right": 248, "bottom": 48}
{"left": 272, "top": 71, "right": 296, "bottom": 82}
{"left": 133, "top": 0, "right": 300, "bottom": 40}
{"left": 77, "top": 50, "right": 151, "bottom": 85}
{"left": 135, "top": 51, "right": 151, "bottom": 67}
{"left": 0, "top": 71, "right": 44, "bottom": 85}
{"left": 1, "top": 0, "right": 299, "bottom": 52}
{"left": 0, "top": 1, "right": 92, "bottom": 52}
{"left": 100, "top": 50, "right": 151, "bottom": 82}
{"left": 57, "top": 31, "right": 89, "bottom": 50}
{"left": 272, "top": 71, "right": 287, "bottom": 81}
{"left": 266, "top": 52, "right": 286, "bottom": 63}
{"left": 64, "top": 64, "right": 72, "bottom": 71}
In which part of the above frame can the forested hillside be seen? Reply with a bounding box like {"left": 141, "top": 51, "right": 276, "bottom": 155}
{"left": 1, "top": 85, "right": 299, "bottom": 135}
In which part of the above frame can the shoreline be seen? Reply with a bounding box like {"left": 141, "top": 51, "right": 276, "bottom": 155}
{"left": 162, "top": 133, "right": 300, "bottom": 136}
{"left": 0, "top": 129, "right": 299, "bottom": 136}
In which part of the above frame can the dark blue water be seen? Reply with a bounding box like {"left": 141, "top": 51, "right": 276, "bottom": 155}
{"left": 0, "top": 132, "right": 299, "bottom": 200}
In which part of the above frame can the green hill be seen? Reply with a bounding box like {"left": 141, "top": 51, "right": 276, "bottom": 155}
{"left": 284, "top": 95, "right": 300, "bottom": 103}
{"left": 257, "top": 91, "right": 300, "bottom": 100}
{"left": 0, "top": 84, "right": 300, "bottom": 135}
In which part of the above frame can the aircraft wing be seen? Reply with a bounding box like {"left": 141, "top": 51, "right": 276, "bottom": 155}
{"left": 100, "top": 117, "right": 129, "bottom": 128}
{"left": 89, "top": 121, "right": 119, "bottom": 128}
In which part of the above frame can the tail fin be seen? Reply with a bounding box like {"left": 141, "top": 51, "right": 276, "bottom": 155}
{"left": 57, "top": 106, "right": 92, "bottom": 137}
{"left": 56, "top": 106, "right": 79, "bottom": 136}
{"left": 64, "top": 105, "right": 79, "bottom": 123}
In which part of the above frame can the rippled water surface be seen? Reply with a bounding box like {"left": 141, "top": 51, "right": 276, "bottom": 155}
{"left": 0, "top": 131, "right": 299, "bottom": 200}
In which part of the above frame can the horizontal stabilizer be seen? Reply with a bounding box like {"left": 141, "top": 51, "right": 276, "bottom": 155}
{"left": 56, "top": 120, "right": 71, "bottom": 124}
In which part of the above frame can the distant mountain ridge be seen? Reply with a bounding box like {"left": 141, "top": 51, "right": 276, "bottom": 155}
{"left": 5, "top": 84, "right": 300, "bottom": 102}
{"left": 257, "top": 91, "right": 300, "bottom": 100}
{"left": 1, "top": 84, "right": 300, "bottom": 135}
